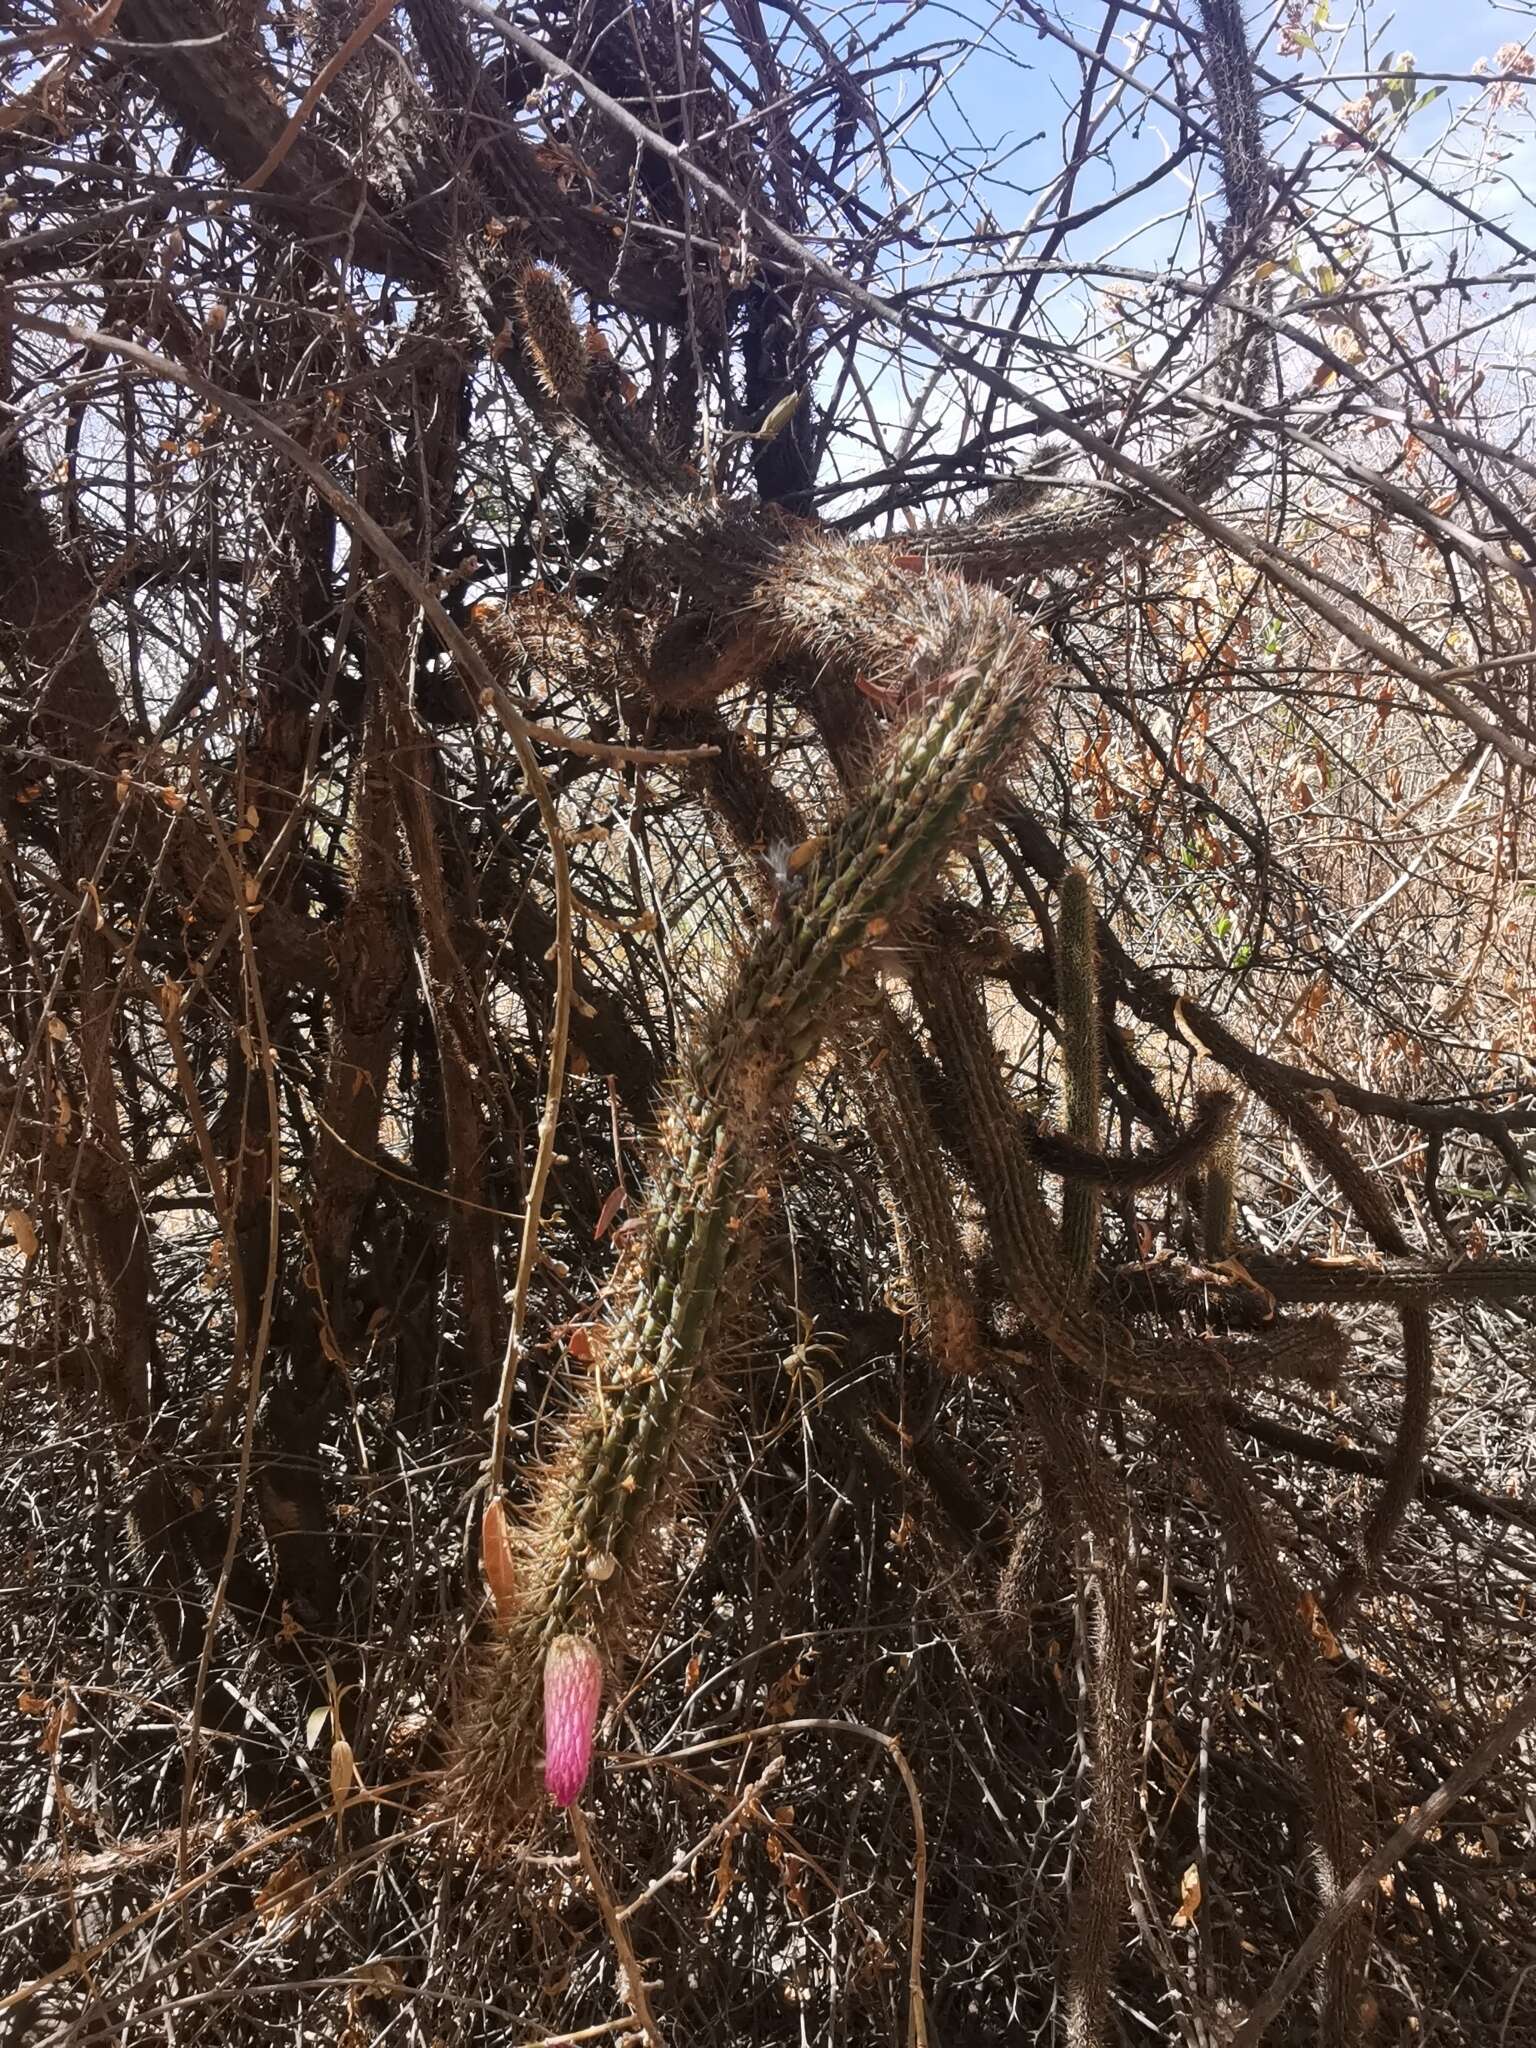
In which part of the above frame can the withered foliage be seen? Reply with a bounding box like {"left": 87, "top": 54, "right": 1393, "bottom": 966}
{"left": 3, "top": 3, "right": 1536, "bottom": 2045}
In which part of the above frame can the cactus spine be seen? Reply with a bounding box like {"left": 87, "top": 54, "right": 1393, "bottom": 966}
{"left": 1057, "top": 869, "right": 1102, "bottom": 1300}
{"left": 516, "top": 266, "right": 589, "bottom": 404}
{"left": 448, "top": 586, "right": 1047, "bottom": 1833}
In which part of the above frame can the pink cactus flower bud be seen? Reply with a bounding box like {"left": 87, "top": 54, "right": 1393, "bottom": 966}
{"left": 543, "top": 1634, "right": 603, "bottom": 1807}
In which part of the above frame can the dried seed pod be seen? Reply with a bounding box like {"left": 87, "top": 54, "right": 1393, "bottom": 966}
{"left": 482, "top": 1497, "right": 518, "bottom": 1627}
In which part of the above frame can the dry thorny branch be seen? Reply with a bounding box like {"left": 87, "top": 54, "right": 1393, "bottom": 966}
{"left": 2, "top": 0, "right": 1536, "bottom": 2043}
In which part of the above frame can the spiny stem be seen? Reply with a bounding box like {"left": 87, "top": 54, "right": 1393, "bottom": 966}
{"left": 1057, "top": 868, "right": 1103, "bottom": 1301}
{"left": 448, "top": 580, "right": 1047, "bottom": 1834}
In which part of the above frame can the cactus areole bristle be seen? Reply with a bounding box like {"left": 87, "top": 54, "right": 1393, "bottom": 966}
{"left": 543, "top": 1634, "right": 603, "bottom": 1807}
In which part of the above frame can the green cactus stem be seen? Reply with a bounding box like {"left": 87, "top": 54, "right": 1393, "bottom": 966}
{"left": 447, "top": 583, "right": 1047, "bottom": 1835}
{"left": 677, "top": 709, "right": 981, "bottom": 1380}
{"left": 1028, "top": 1087, "right": 1236, "bottom": 1193}
{"left": 850, "top": 1003, "right": 982, "bottom": 1376}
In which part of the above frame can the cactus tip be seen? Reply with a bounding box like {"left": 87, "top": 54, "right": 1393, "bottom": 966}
{"left": 543, "top": 1634, "right": 603, "bottom": 1808}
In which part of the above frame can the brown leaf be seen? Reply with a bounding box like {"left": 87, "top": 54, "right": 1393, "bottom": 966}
{"left": 255, "top": 1855, "right": 313, "bottom": 1929}
{"left": 1172, "top": 1863, "right": 1203, "bottom": 1928}
{"left": 5, "top": 1209, "right": 39, "bottom": 1260}
{"left": 39, "top": 1692, "right": 77, "bottom": 1757}
{"left": 1298, "top": 1590, "right": 1343, "bottom": 1661}
{"left": 708, "top": 1834, "right": 737, "bottom": 1919}
{"left": 755, "top": 390, "right": 804, "bottom": 444}
{"left": 593, "top": 1183, "right": 627, "bottom": 1241}
{"left": 764, "top": 1659, "right": 809, "bottom": 1721}
{"left": 329, "top": 1737, "right": 357, "bottom": 1809}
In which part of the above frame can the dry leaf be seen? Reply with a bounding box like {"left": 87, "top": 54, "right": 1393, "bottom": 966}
{"left": 764, "top": 1659, "right": 809, "bottom": 1721}
{"left": 593, "top": 1183, "right": 627, "bottom": 1241}
{"left": 1298, "top": 1590, "right": 1343, "bottom": 1661}
{"left": 1210, "top": 1257, "right": 1277, "bottom": 1317}
{"left": 351, "top": 1960, "right": 403, "bottom": 1994}
{"left": 5, "top": 1210, "right": 39, "bottom": 1260}
{"left": 329, "top": 1737, "right": 357, "bottom": 1808}
{"left": 1172, "top": 1863, "right": 1203, "bottom": 1928}
{"left": 255, "top": 1855, "right": 313, "bottom": 1929}
{"left": 708, "top": 1834, "right": 737, "bottom": 1918}
{"left": 39, "top": 1692, "right": 78, "bottom": 1756}
{"left": 755, "top": 389, "right": 804, "bottom": 443}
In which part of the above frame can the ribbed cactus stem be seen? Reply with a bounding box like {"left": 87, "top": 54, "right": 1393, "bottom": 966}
{"left": 1028, "top": 1087, "right": 1236, "bottom": 1193}
{"left": 676, "top": 713, "right": 981, "bottom": 1379}
{"left": 853, "top": 1005, "right": 981, "bottom": 1375}
{"left": 1202, "top": 1118, "right": 1239, "bottom": 1261}
{"left": 545, "top": 622, "right": 1038, "bottom": 1597}
{"left": 1057, "top": 868, "right": 1102, "bottom": 1300}
{"left": 517, "top": 265, "right": 596, "bottom": 405}
{"left": 916, "top": 969, "right": 1346, "bottom": 1405}
{"left": 448, "top": 586, "right": 1047, "bottom": 1833}
{"left": 1329, "top": 1299, "right": 1432, "bottom": 1622}
{"left": 1175, "top": 1407, "right": 1368, "bottom": 2040}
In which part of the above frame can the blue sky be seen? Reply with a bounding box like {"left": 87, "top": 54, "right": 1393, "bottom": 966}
{"left": 787, "top": 0, "right": 1536, "bottom": 489}
{"left": 841, "top": 0, "right": 1536, "bottom": 276}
